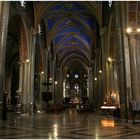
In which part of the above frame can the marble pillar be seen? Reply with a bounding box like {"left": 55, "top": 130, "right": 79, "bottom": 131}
{"left": 59, "top": 67, "right": 63, "bottom": 100}
{"left": 38, "top": 72, "right": 43, "bottom": 110}
{"left": 18, "top": 63, "right": 23, "bottom": 97}
{"left": 136, "top": 35, "right": 140, "bottom": 99}
{"left": 99, "top": 73, "right": 103, "bottom": 104}
{"left": 116, "top": 26, "right": 128, "bottom": 120}
{"left": 88, "top": 67, "right": 93, "bottom": 105}
{"left": 0, "top": 2, "right": 9, "bottom": 102}
{"left": 46, "top": 50, "right": 49, "bottom": 92}
{"left": 128, "top": 34, "right": 139, "bottom": 100}
{"left": 26, "top": 60, "right": 30, "bottom": 110}
{"left": 5, "top": 74, "right": 11, "bottom": 105}
{"left": 100, "top": 27, "right": 108, "bottom": 103}
{"left": 16, "top": 62, "right": 23, "bottom": 113}
{"left": 123, "top": 34, "right": 132, "bottom": 102}
{"left": 55, "top": 68, "right": 61, "bottom": 104}
{"left": 22, "top": 63, "right": 26, "bottom": 112}
{"left": 0, "top": 2, "right": 9, "bottom": 119}
{"left": 29, "top": 28, "right": 37, "bottom": 114}
{"left": 22, "top": 62, "right": 29, "bottom": 113}
{"left": 52, "top": 61, "right": 55, "bottom": 105}
{"left": 114, "top": 2, "right": 128, "bottom": 121}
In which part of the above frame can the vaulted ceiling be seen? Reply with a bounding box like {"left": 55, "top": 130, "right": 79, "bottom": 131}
{"left": 7, "top": 1, "right": 101, "bottom": 76}
{"left": 41, "top": 1, "right": 101, "bottom": 73}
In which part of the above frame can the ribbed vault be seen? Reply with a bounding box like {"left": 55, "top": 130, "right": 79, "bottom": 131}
{"left": 35, "top": 1, "right": 100, "bottom": 75}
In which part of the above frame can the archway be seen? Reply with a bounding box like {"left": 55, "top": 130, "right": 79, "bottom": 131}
{"left": 5, "top": 14, "right": 29, "bottom": 112}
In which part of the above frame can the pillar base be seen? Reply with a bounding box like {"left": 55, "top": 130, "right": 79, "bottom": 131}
{"left": 120, "top": 103, "right": 129, "bottom": 122}
{"left": 21, "top": 104, "right": 28, "bottom": 114}
{"left": 21, "top": 103, "right": 34, "bottom": 115}
{"left": 37, "top": 104, "right": 43, "bottom": 111}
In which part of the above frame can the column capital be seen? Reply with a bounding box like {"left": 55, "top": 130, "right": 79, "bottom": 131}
{"left": 127, "top": 33, "right": 137, "bottom": 40}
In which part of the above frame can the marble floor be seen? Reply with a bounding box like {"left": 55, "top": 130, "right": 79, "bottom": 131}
{"left": 0, "top": 109, "right": 140, "bottom": 139}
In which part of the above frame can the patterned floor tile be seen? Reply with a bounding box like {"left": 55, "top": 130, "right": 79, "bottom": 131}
{"left": 0, "top": 109, "right": 140, "bottom": 139}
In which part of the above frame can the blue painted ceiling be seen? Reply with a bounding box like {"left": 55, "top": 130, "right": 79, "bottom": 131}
{"left": 45, "top": 1, "right": 99, "bottom": 68}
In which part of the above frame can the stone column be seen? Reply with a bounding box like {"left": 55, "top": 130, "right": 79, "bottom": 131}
{"left": 0, "top": 2, "right": 9, "bottom": 101}
{"left": 59, "top": 67, "right": 63, "bottom": 100}
{"left": 116, "top": 26, "right": 128, "bottom": 120}
{"left": 16, "top": 62, "right": 24, "bottom": 113}
{"left": 123, "top": 34, "right": 132, "bottom": 101}
{"left": 22, "top": 63, "right": 26, "bottom": 112}
{"left": 18, "top": 63, "right": 23, "bottom": 97}
{"left": 54, "top": 68, "right": 61, "bottom": 104}
{"left": 21, "top": 61, "right": 29, "bottom": 113}
{"left": 88, "top": 67, "right": 93, "bottom": 105}
{"left": 46, "top": 50, "right": 49, "bottom": 92}
{"left": 29, "top": 28, "right": 37, "bottom": 114}
{"left": 0, "top": 2, "right": 9, "bottom": 119}
{"left": 100, "top": 27, "right": 108, "bottom": 103}
{"left": 106, "top": 60, "right": 114, "bottom": 100}
{"left": 26, "top": 60, "right": 30, "bottom": 110}
{"left": 57, "top": 68, "right": 60, "bottom": 99}
{"left": 128, "top": 34, "right": 139, "bottom": 100}
{"left": 135, "top": 35, "right": 140, "bottom": 99}
{"left": 49, "top": 59, "right": 53, "bottom": 94}
{"left": 40, "top": 50, "right": 49, "bottom": 110}
{"left": 38, "top": 72, "right": 43, "bottom": 110}
{"left": 52, "top": 61, "right": 55, "bottom": 105}
{"left": 5, "top": 73, "right": 11, "bottom": 105}
{"left": 114, "top": 2, "right": 128, "bottom": 121}
{"left": 99, "top": 72, "right": 103, "bottom": 104}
